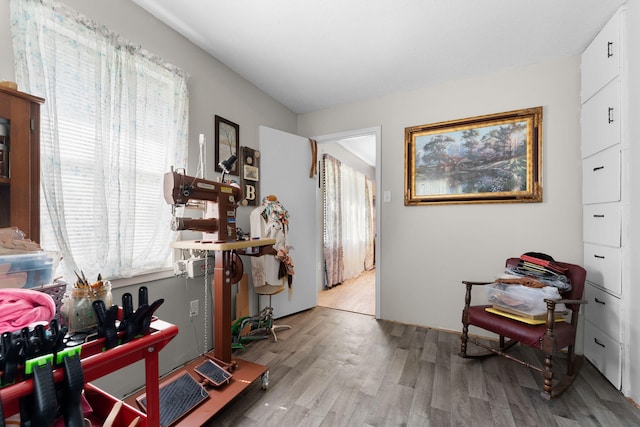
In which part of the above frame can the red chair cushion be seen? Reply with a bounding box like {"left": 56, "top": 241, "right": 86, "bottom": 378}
{"left": 468, "top": 305, "right": 576, "bottom": 350}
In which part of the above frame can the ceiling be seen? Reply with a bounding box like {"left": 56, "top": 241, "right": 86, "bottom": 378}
{"left": 132, "top": 0, "right": 625, "bottom": 115}
{"left": 337, "top": 135, "right": 376, "bottom": 167}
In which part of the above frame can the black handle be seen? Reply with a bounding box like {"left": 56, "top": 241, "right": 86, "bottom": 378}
{"left": 122, "top": 293, "right": 134, "bottom": 320}
{"left": 608, "top": 107, "right": 614, "bottom": 123}
{"left": 594, "top": 254, "right": 605, "bottom": 259}
{"left": 593, "top": 166, "right": 605, "bottom": 172}
{"left": 104, "top": 305, "right": 120, "bottom": 349}
{"left": 594, "top": 297, "right": 606, "bottom": 305}
{"left": 593, "top": 214, "right": 605, "bottom": 218}
{"left": 119, "top": 292, "right": 135, "bottom": 333}
{"left": 142, "top": 298, "right": 165, "bottom": 336}
{"left": 0, "top": 392, "right": 5, "bottom": 427}
{"left": 607, "top": 41, "right": 614, "bottom": 58}
{"left": 62, "top": 355, "right": 85, "bottom": 427}
{"left": 92, "top": 300, "right": 107, "bottom": 337}
{"left": 138, "top": 286, "right": 148, "bottom": 308}
{"left": 594, "top": 337, "right": 606, "bottom": 348}
{"left": 29, "top": 361, "right": 58, "bottom": 427}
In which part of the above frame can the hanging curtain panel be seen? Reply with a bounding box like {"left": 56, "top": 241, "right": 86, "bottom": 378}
{"left": 322, "top": 154, "right": 375, "bottom": 289}
{"left": 322, "top": 154, "right": 343, "bottom": 288}
{"left": 11, "top": 0, "right": 189, "bottom": 280}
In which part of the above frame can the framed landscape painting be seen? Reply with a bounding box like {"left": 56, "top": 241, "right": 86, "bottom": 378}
{"left": 404, "top": 107, "right": 543, "bottom": 205}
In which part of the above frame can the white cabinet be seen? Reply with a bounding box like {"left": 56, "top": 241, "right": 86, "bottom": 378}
{"left": 581, "top": 11, "right": 620, "bottom": 103}
{"left": 580, "top": 7, "right": 625, "bottom": 390}
{"left": 581, "top": 78, "right": 621, "bottom": 157}
{"left": 583, "top": 243, "right": 621, "bottom": 294}
{"left": 582, "top": 147, "right": 620, "bottom": 205}
{"left": 584, "top": 319, "right": 622, "bottom": 387}
{"left": 582, "top": 202, "right": 621, "bottom": 248}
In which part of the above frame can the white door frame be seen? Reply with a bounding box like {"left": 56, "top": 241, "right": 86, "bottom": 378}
{"left": 313, "top": 126, "right": 381, "bottom": 319}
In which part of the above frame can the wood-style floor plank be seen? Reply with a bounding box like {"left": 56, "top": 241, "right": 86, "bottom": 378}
{"left": 207, "top": 307, "right": 640, "bottom": 427}
{"left": 317, "top": 269, "right": 375, "bottom": 315}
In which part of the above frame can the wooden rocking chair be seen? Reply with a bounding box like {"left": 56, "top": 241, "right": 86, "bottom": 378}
{"left": 459, "top": 258, "right": 587, "bottom": 399}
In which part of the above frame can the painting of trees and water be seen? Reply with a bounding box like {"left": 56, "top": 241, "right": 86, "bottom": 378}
{"left": 405, "top": 107, "right": 542, "bottom": 205}
{"left": 415, "top": 121, "right": 527, "bottom": 195}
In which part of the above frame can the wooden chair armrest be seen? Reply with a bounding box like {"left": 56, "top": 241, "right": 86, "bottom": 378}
{"left": 462, "top": 281, "right": 494, "bottom": 286}
{"left": 461, "top": 281, "right": 494, "bottom": 316}
{"left": 542, "top": 298, "right": 588, "bottom": 330}
{"left": 554, "top": 299, "right": 587, "bottom": 305}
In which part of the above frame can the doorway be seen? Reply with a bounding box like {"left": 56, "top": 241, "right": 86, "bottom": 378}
{"left": 313, "top": 127, "right": 380, "bottom": 317}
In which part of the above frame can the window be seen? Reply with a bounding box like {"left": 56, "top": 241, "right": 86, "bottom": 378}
{"left": 11, "top": 0, "right": 189, "bottom": 281}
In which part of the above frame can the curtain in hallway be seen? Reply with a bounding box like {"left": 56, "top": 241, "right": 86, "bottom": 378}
{"left": 322, "top": 154, "right": 375, "bottom": 289}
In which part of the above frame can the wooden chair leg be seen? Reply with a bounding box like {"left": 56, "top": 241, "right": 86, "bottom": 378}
{"left": 459, "top": 320, "right": 469, "bottom": 357}
{"left": 459, "top": 282, "right": 473, "bottom": 357}
{"left": 542, "top": 353, "right": 554, "bottom": 399}
{"left": 567, "top": 344, "right": 577, "bottom": 376}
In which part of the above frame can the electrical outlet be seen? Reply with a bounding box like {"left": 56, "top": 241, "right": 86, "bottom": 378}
{"left": 190, "top": 299, "right": 199, "bottom": 317}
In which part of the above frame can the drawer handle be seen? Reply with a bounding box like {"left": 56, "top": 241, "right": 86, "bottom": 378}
{"left": 594, "top": 254, "right": 605, "bottom": 259}
{"left": 593, "top": 166, "right": 605, "bottom": 172}
{"left": 594, "top": 297, "right": 606, "bottom": 305}
{"left": 594, "top": 338, "right": 606, "bottom": 348}
{"left": 608, "top": 107, "right": 614, "bottom": 124}
{"left": 607, "top": 41, "right": 614, "bottom": 58}
{"left": 593, "top": 214, "right": 605, "bottom": 218}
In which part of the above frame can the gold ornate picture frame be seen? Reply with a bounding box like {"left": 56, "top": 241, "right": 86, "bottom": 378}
{"left": 405, "top": 107, "right": 543, "bottom": 205}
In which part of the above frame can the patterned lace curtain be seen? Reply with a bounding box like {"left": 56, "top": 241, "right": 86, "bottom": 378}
{"left": 11, "top": 0, "right": 189, "bottom": 280}
{"left": 323, "top": 154, "right": 343, "bottom": 288}
{"left": 363, "top": 178, "right": 375, "bottom": 271}
{"left": 322, "top": 154, "right": 375, "bottom": 288}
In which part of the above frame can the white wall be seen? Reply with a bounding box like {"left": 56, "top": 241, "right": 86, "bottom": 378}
{"left": 298, "top": 56, "right": 583, "bottom": 333}
{"left": 0, "top": 0, "right": 297, "bottom": 398}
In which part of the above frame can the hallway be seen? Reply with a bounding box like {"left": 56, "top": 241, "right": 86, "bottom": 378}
{"left": 317, "top": 269, "right": 375, "bottom": 316}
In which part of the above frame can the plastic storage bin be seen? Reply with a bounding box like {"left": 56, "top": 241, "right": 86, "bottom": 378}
{"left": 0, "top": 252, "right": 55, "bottom": 288}
{"left": 487, "top": 283, "right": 566, "bottom": 318}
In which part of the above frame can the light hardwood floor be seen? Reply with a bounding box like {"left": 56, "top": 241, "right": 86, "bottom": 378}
{"left": 317, "top": 269, "right": 375, "bottom": 316}
{"left": 208, "top": 307, "right": 640, "bottom": 426}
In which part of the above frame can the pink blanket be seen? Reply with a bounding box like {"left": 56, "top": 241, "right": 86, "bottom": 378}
{"left": 0, "top": 288, "right": 56, "bottom": 334}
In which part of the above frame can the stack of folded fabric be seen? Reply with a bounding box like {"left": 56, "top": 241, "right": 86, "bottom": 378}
{"left": 505, "top": 252, "right": 572, "bottom": 291}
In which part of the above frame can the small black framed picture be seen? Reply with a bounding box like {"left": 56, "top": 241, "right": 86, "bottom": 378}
{"left": 214, "top": 115, "right": 239, "bottom": 175}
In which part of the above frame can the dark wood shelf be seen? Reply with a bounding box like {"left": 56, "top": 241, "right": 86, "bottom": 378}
{"left": 0, "top": 88, "right": 44, "bottom": 241}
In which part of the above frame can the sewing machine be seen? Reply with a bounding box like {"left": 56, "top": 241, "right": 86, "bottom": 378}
{"left": 163, "top": 169, "right": 242, "bottom": 242}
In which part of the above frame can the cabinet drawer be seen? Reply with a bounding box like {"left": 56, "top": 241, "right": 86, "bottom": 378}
{"left": 581, "top": 10, "right": 621, "bottom": 103}
{"left": 582, "top": 146, "right": 620, "bottom": 205}
{"left": 584, "top": 283, "right": 621, "bottom": 339}
{"left": 584, "top": 321, "right": 621, "bottom": 389}
{"left": 583, "top": 243, "right": 621, "bottom": 294}
{"left": 583, "top": 203, "right": 621, "bottom": 247}
{"left": 581, "top": 79, "right": 621, "bottom": 159}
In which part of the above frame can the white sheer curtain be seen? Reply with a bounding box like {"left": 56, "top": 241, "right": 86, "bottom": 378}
{"left": 323, "top": 154, "right": 375, "bottom": 288}
{"left": 341, "top": 167, "right": 367, "bottom": 278}
{"left": 11, "top": 0, "right": 189, "bottom": 281}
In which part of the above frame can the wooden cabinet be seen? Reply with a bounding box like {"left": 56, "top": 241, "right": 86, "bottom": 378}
{"left": 580, "top": 7, "right": 625, "bottom": 390}
{"left": 0, "top": 87, "right": 44, "bottom": 242}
